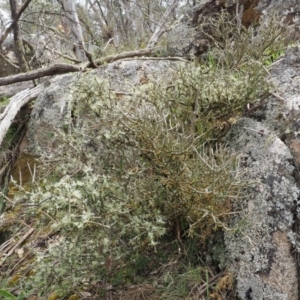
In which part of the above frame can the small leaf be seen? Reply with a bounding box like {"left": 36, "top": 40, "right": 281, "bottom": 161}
{"left": 0, "top": 289, "right": 17, "bottom": 300}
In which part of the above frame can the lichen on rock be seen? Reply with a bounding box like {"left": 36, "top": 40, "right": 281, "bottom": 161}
{"left": 224, "top": 45, "right": 300, "bottom": 300}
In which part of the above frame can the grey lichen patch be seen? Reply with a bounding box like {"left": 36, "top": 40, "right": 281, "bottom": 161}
{"left": 236, "top": 275, "right": 289, "bottom": 300}
{"left": 25, "top": 74, "right": 75, "bottom": 155}
{"left": 224, "top": 42, "right": 300, "bottom": 300}
{"left": 262, "top": 231, "right": 297, "bottom": 300}
{"left": 165, "top": 22, "right": 199, "bottom": 58}
{"left": 225, "top": 117, "right": 299, "bottom": 299}
{"left": 235, "top": 231, "right": 297, "bottom": 300}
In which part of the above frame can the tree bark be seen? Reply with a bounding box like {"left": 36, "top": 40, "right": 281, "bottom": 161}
{"left": 9, "top": 0, "right": 29, "bottom": 72}
{"left": 0, "top": 64, "right": 81, "bottom": 86}
{"left": 0, "top": 84, "right": 44, "bottom": 146}
{"left": 147, "top": 0, "right": 180, "bottom": 49}
{"left": 58, "top": 0, "right": 87, "bottom": 61}
{"left": 0, "top": 0, "right": 33, "bottom": 47}
{"left": 0, "top": 48, "right": 154, "bottom": 86}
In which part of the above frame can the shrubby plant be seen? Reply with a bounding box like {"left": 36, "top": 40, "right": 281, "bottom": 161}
{"left": 200, "top": 11, "right": 290, "bottom": 69}
{"left": 14, "top": 72, "right": 245, "bottom": 297}
{"left": 2, "top": 10, "right": 290, "bottom": 299}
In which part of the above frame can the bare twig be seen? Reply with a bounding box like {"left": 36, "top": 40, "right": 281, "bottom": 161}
{"left": 44, "top": 45, "right": 81, "bottom": 63}
{"left": 92, "top": 48, "right": 154, "bottom": 66}
{"left": 0, "top": 52, "right": 20, "bottom": 69}
{"left": 198, "top": 272, "right": 223, "bottom": 298}
{"left": 0, "top": 0, "right": 33, "bottom": 46}
{"left": 242, "top": 127, "right": 272, "bottom": 136}
{"left": 0, "top": 228, "right": 35, "bottom": 267}
{"left": 270, "top": 92, "right": 287, "bottom": 102}
{"left": 102, "top": 38, "right": 114, "bottom": 54}
{"left": 8, "top": 250, "right": 32, "bottom": 276}
{"left": 0, "top": 236, "right": 15, "bottom": 253}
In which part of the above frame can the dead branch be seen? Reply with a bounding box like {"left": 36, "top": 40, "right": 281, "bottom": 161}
{"left": 0, "top": 64, "right": 81, "bottom": 86}
{"left": 93, "top": 48, "right": 154, "bottom": 65}
{"left": 0, "top": 0, "right": 33, "bottom": 46}
{"left": 0, "top": 52, "right": 20, "bottom": 69}
{"left": 0, "top": 228, "right": 35, "bottom": 267}
{"left": 0, "top": 48, "right": 154, "bottom": 86}
{"left": 84, "top": 48, "right": 97, "bottom": 68}
{"left": 0, "top": 84, "right": 44, "bottom": 146}
{"left": 121, "top": 56, "right": 190, "bottom": 62}
{"left": 0, "top": 81, "right": 35, "bottom": 98}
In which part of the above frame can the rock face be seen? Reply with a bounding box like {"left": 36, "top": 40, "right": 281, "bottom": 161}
{"left": 24, "top": 59, "right": 181, "bottom": 156}
{"left": 224, "top": 46, "right": 300, "bottom": 300}
{"left": 226, "top": 118, "right": 299, "bottom": 299}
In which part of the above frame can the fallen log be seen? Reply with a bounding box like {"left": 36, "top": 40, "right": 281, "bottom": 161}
{"left": 0, "top": 64, "right": 81, "bottom": 86}
{"left": 0, "top": 84, "right": 44, "bottom": 146}
{"left": 0, "top": 49, "right": 154, "bottom": 86}
{"left": 0, "top": 81, "right": 36, "bottom": 98}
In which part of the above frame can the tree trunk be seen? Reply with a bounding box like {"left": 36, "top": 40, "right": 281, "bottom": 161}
{"left": 147, "top": 0, "right": 180, "bottom": 49}
{"left": 0, "top": 0, "right": 32, "bottom": 47}
{"left": 59, "top": 0, "right": 86, "bottom": 61}
{"left": 10, "top": 0, "right": 29, "bottom": 73}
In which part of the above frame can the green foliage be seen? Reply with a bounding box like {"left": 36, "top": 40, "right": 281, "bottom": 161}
{"left": 3, "top": 125, "right": 18, "bottom": 145}
{"left": 0, "top": 96, "right": 9, "bottom": 105}
{"left": 200, "top": 11, "right": 289, "bottom": 69}
{"left": 0, "top": 289, "right": 24, "bottom": 300}
{"left": 165, "top": 63, "right": 268, "bottom": 137}
{"left": 263, "top": 48, "right": 285, "bottom": 65}
{"left": 0, "top": 289, "right": 17, "bottom": 300}
{"left": 160, "top": 267, "right": 205, "bottom": 299}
